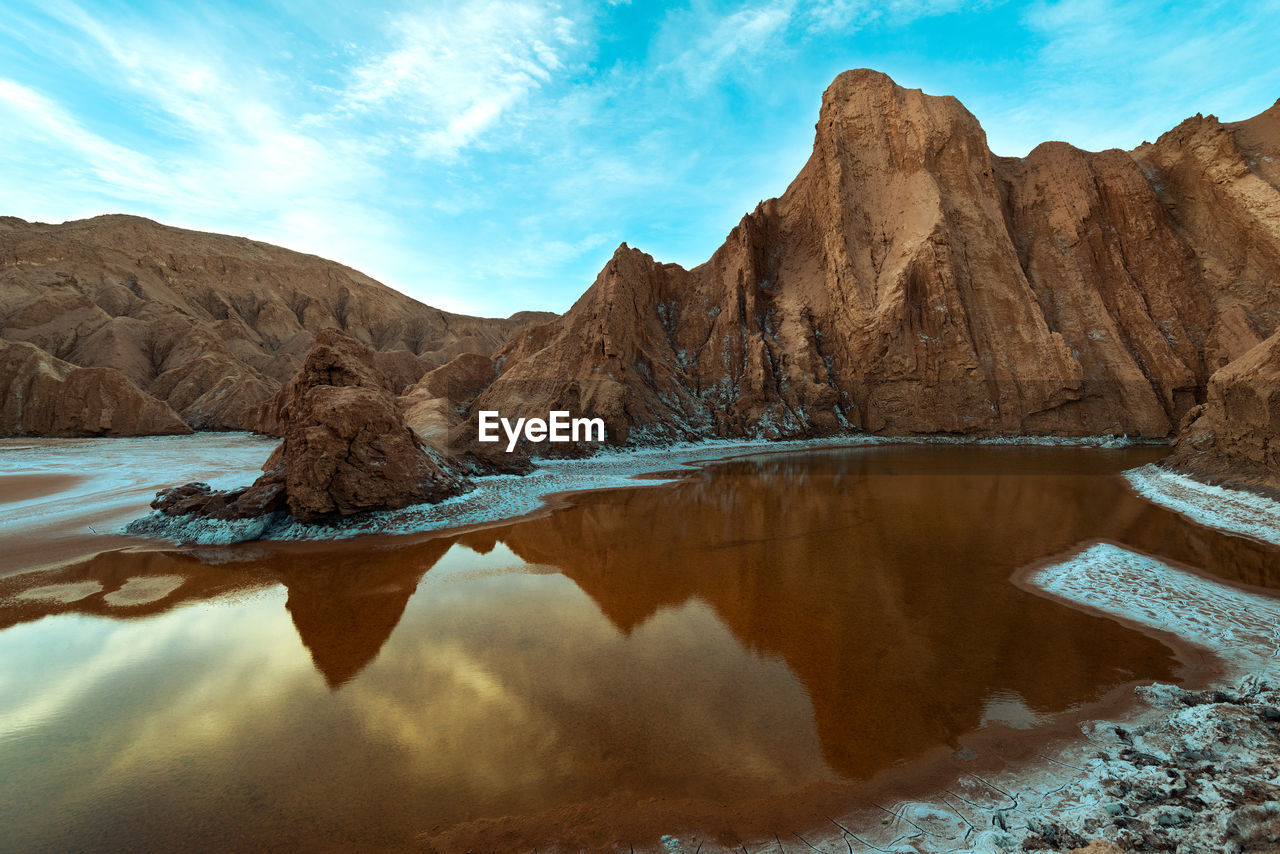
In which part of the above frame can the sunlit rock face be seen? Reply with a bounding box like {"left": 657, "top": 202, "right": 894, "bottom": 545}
{"left": 468, "top": 72, "right": 1280, "bottom": 447}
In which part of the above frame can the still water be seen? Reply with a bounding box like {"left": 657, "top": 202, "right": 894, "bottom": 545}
{"left": 1, "top": 445, "right": 1277, "bottom": 852}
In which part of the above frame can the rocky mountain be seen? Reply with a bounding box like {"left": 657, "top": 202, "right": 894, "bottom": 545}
{"left": 464, "top": 70, "right": 1280, "bottom": 451}
{"left": 0, "top": 215, "right": 554, "bottom": 436}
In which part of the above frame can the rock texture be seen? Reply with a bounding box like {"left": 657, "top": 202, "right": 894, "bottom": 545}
{"left": 145, "top": 329, "right": 468, "bottom": 527}
{"left": 0, "top": 214, "right": 554, "bottom": 434}
{"left": 1165, "top": 331, "right": 1280, "bottom": 491}
{"left": 466, "top": 71, "right": 1280, "bottom": 450}
{"left": 239, "top": 326, "right": 402, "bottom": 436}
{"left": 0, "top": 339, "right": 191, "bottom": 437}
{"left": 398, "top": 352, "right": 498, "bottom": 442}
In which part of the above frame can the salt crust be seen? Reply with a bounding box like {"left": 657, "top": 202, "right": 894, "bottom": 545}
{"left": 1125, "top": 464, "right": 1280, "bottom": 547}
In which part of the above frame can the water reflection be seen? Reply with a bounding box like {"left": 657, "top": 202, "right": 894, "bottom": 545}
{"left": 0, "top": 445, "right": 1277, "bottom": 852}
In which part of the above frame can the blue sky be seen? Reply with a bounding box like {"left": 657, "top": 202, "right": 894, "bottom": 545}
{"left": 1, "top": 1, "right": 1278, "bottom": 316}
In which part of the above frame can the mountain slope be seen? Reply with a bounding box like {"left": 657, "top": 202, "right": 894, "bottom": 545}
{"left": 466, "top": 70, "right": 1280, "bottom": 448}
{"left": 0, "top": 215, "right": 554, "bottom": 434}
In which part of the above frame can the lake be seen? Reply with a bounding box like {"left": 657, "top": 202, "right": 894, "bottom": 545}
{"left": 1, "top": 444, "right": 1277, "bottom": 852}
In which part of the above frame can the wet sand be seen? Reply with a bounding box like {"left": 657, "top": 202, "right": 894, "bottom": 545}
{"left": 0, "top": 434, "right": 278, "bottom": 575}
{"left": 0, "top": 473, "right": 87, "bottom": 504}
{"left": 2, "top": 443, "right": 1278, "bottom": 852}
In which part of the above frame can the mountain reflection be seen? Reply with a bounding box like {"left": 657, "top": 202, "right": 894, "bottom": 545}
{"left": 273, "top": 541, "right": 448, "bottom": 687}
{"left": 481, "top": 445, "right": 1280, "bottom": 778}
{"left": 2, "top": 445, "right": 1278, "bottom": 851}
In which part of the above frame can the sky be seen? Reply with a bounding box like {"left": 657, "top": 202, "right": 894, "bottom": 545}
{"left": 1, "top": 1, "right": 1278, "bottom": 317}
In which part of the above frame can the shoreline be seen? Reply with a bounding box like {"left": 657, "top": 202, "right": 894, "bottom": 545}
{"left": 1125, "top": 464, "right": 1280, "bottom": 548}
{"left": 121, "top": 432, "right": 1151, "bottom": 547}
{"left": 701, "top": 544, "right": 1280, "bottom": 854}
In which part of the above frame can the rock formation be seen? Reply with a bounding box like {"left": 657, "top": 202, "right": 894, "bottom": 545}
{"left": 11, "top": 73, "right": 1278, "bottom": 460}
{"left": 238, "top": 326, "right": 403, "bottom": 436}
{"left": 1164, "top": 331, "right": 1280, "bottom": 492}
{"left": 139, "top": 329, "right": 468, "bottom": 531}
{"left": 0, "top": 214, "right": 554, "bottom": 434}
{"left": 398, "top": 352, "right": 499, "bottom": 442}
{"left": 464, "top": 71, "right": 1280, "bottom": 450}
{"left": 0, "top": 338, "right": 191, "bottom": 437}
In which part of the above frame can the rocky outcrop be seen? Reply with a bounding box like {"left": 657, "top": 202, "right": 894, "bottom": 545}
{"left": 0, "top": 214, "right": 555, "bottom": 434}
{"left": 1164, "top": 331, "right": 1280, "bottom": 491}
{"left": 272, "top": 382, "right": 464, "bottom": 521}
{"left": 398, "top": 352, "right": 497, "bottom": 442}
{"left": 139, "top": 330, "right": 468, "bottom": 533}
{"left": 0, "top": 339, "right": 191, "bottom": 437}
{"left": 466, "top": 71, "right": 1280, "bottom": 450}
{"left": 238, "top": 327, "right": 401, "bottom": 436}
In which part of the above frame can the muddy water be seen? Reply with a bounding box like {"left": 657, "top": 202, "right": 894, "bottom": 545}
{"left": 1, "top": 445, "right": 1277, "bottom": 853}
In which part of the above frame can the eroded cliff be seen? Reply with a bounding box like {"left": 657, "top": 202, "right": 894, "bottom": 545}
{"left": 469, "top": 70, "right": 1280, "bottom": 450}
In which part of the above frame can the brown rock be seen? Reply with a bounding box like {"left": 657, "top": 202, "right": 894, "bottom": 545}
{"left": 239, "top": 327, "right": 397, "bottom": 436}
{"left": 999, "top": 142, "right": 1210, "bottom": 435}
{"left": 371, "top": 348, "right": 428, "bottom": 394}
{"left": 277, "top": 384, "right": 462, "bottom": 521}
{"left": 1133, "top": 101, "right": 1280, "bottom": 333}
{"left": 1068, "top": 843, "right": 1124, "bottom": 854}
{"left": 0, "top": 214, "right": 555, "bottom": 435}
{"left": 151, "top": 329, "right": 467, "bottom": 526}
{"left": 397, "top": 352, "right": 497, "bottom": 443}
{"left": 0, "top": 339, "right": 191, "bottom": 437}
{"left": 1165, "top": 331, "right": 1280, "bottom": 491}
{"left": 469, "top": 71, "right": 1280, "bottom": 450}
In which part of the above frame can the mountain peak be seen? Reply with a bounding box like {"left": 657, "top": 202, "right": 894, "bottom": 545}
{"left": 816, "top": 68, "right": 977, "bottom": 136}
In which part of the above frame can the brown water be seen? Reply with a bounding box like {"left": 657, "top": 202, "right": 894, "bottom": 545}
{"left": 1, "top": 445, "right": 1277, "bottom": 853}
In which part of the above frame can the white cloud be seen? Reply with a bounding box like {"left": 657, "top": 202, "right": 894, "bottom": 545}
{"left": 662, "top": 2, "right": 796, "bottom": 90}
{"left": 342, "top": 2, "right": 581, "bottom": 160}
{"left": 0, "top": 78, "right": 172, "bottom": 202}
{"left": 1000, "top": 0, "right": 1280, "bottom": 154}
{"left": 802, "top": 0, "right": 976, "bottom": 32}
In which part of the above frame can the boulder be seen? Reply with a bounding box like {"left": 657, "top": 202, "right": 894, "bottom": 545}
{"left": 149, "top": 329, "right": 468, "bottom": 527}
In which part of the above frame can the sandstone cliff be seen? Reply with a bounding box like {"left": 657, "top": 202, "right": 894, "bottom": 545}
{"left": 0, "top": 215, "right": 554, "bottom": 435}
{"left": 467, "top": 71, "right": 1280, "bottom": 449}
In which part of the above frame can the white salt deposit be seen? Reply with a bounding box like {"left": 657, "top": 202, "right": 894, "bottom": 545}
{"left": 1125, "top": 463, "right": 1280, "bottom": 547}
{"left": 1028, "top": 542, "right": 1280, "bottom": 678}
{"left": 0, "top": 433, "right": 277, "bottom": 536}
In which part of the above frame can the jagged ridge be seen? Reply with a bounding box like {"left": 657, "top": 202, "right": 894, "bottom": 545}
{"left": 464, "top": 69, "right": 1280, "bottom": 448}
